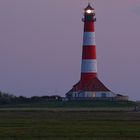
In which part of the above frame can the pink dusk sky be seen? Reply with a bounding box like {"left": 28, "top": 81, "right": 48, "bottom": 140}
{"left": 0, "top": 0, "right": 140, "bottom": 100}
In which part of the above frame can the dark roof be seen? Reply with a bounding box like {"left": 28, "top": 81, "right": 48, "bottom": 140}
{"left": 67, "top": 77, "right": 110, "bottom": 94}
{"left": 84, "top": 3, "right": 94, "bottom": 11}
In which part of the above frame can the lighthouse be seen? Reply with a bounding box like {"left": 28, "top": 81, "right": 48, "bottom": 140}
{"left": 66, "top": 3, "right": 128, "bottom": 100}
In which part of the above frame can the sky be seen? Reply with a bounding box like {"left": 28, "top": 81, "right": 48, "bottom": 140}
{"left": 0, "top": 0, "right": 140, "bottom": 100}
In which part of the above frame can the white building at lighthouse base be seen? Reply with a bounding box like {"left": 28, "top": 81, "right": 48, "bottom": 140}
{"left": 66, "top": 77, "right": 128, "bottom": 101}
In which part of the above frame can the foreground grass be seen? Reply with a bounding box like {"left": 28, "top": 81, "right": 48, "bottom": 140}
{"left": 0, "top": 100, "right": 136, "bottom": 108}
{"left": 0, "top": 110, "right": 140, "bottom": 140}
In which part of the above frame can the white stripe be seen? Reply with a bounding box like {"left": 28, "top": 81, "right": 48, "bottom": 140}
{"left": 83, "top": 32, "right": 96, "bottom": 46}
{"left": 81, "top": 59, "right": 97, "bottom": 73}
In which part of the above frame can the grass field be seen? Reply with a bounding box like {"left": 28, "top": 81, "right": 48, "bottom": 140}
{"left": 0, "top": 109, "right": 140, "bottom": 140}
{"left": 0, "top": 100, "right": 136, "bottom": 108}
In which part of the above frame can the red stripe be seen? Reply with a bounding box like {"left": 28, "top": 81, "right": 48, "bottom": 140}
{"left": 84, "top": 22, "right": 95, "bottom": 32}
{"left": 80, "top": 73, "right": 97, "bottom": 87}
{"left": 82, "top": 46, "right": 96, "bottom": 59}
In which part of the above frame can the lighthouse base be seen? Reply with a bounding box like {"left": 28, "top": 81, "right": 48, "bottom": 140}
{"left": 66, "top": 77, "right": 128, "bottom": 101}
{"left": 66, "top": 91, "right": 128, "bottom": 101}
{"left": 68, "top": 91, "right": 116, "bottom": 98}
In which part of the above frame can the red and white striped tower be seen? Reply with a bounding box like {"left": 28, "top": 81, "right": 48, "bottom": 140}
{"left": 81, "top": 3, "right": 97, "bottom": 88}
{"left": 66, "top": 3, "right": 121, "bottom": 99}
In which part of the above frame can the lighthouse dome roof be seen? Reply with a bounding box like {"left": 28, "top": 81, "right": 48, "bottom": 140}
{"left": 84, "top": 3, "right": 94, "bottom": 11}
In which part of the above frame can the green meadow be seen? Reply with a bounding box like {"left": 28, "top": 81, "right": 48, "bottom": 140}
{"left": 0, "top": 108, "right": 140, "bottom": 140}
{"left": 0, "top": 100, "right": 136, "bottom": 108}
